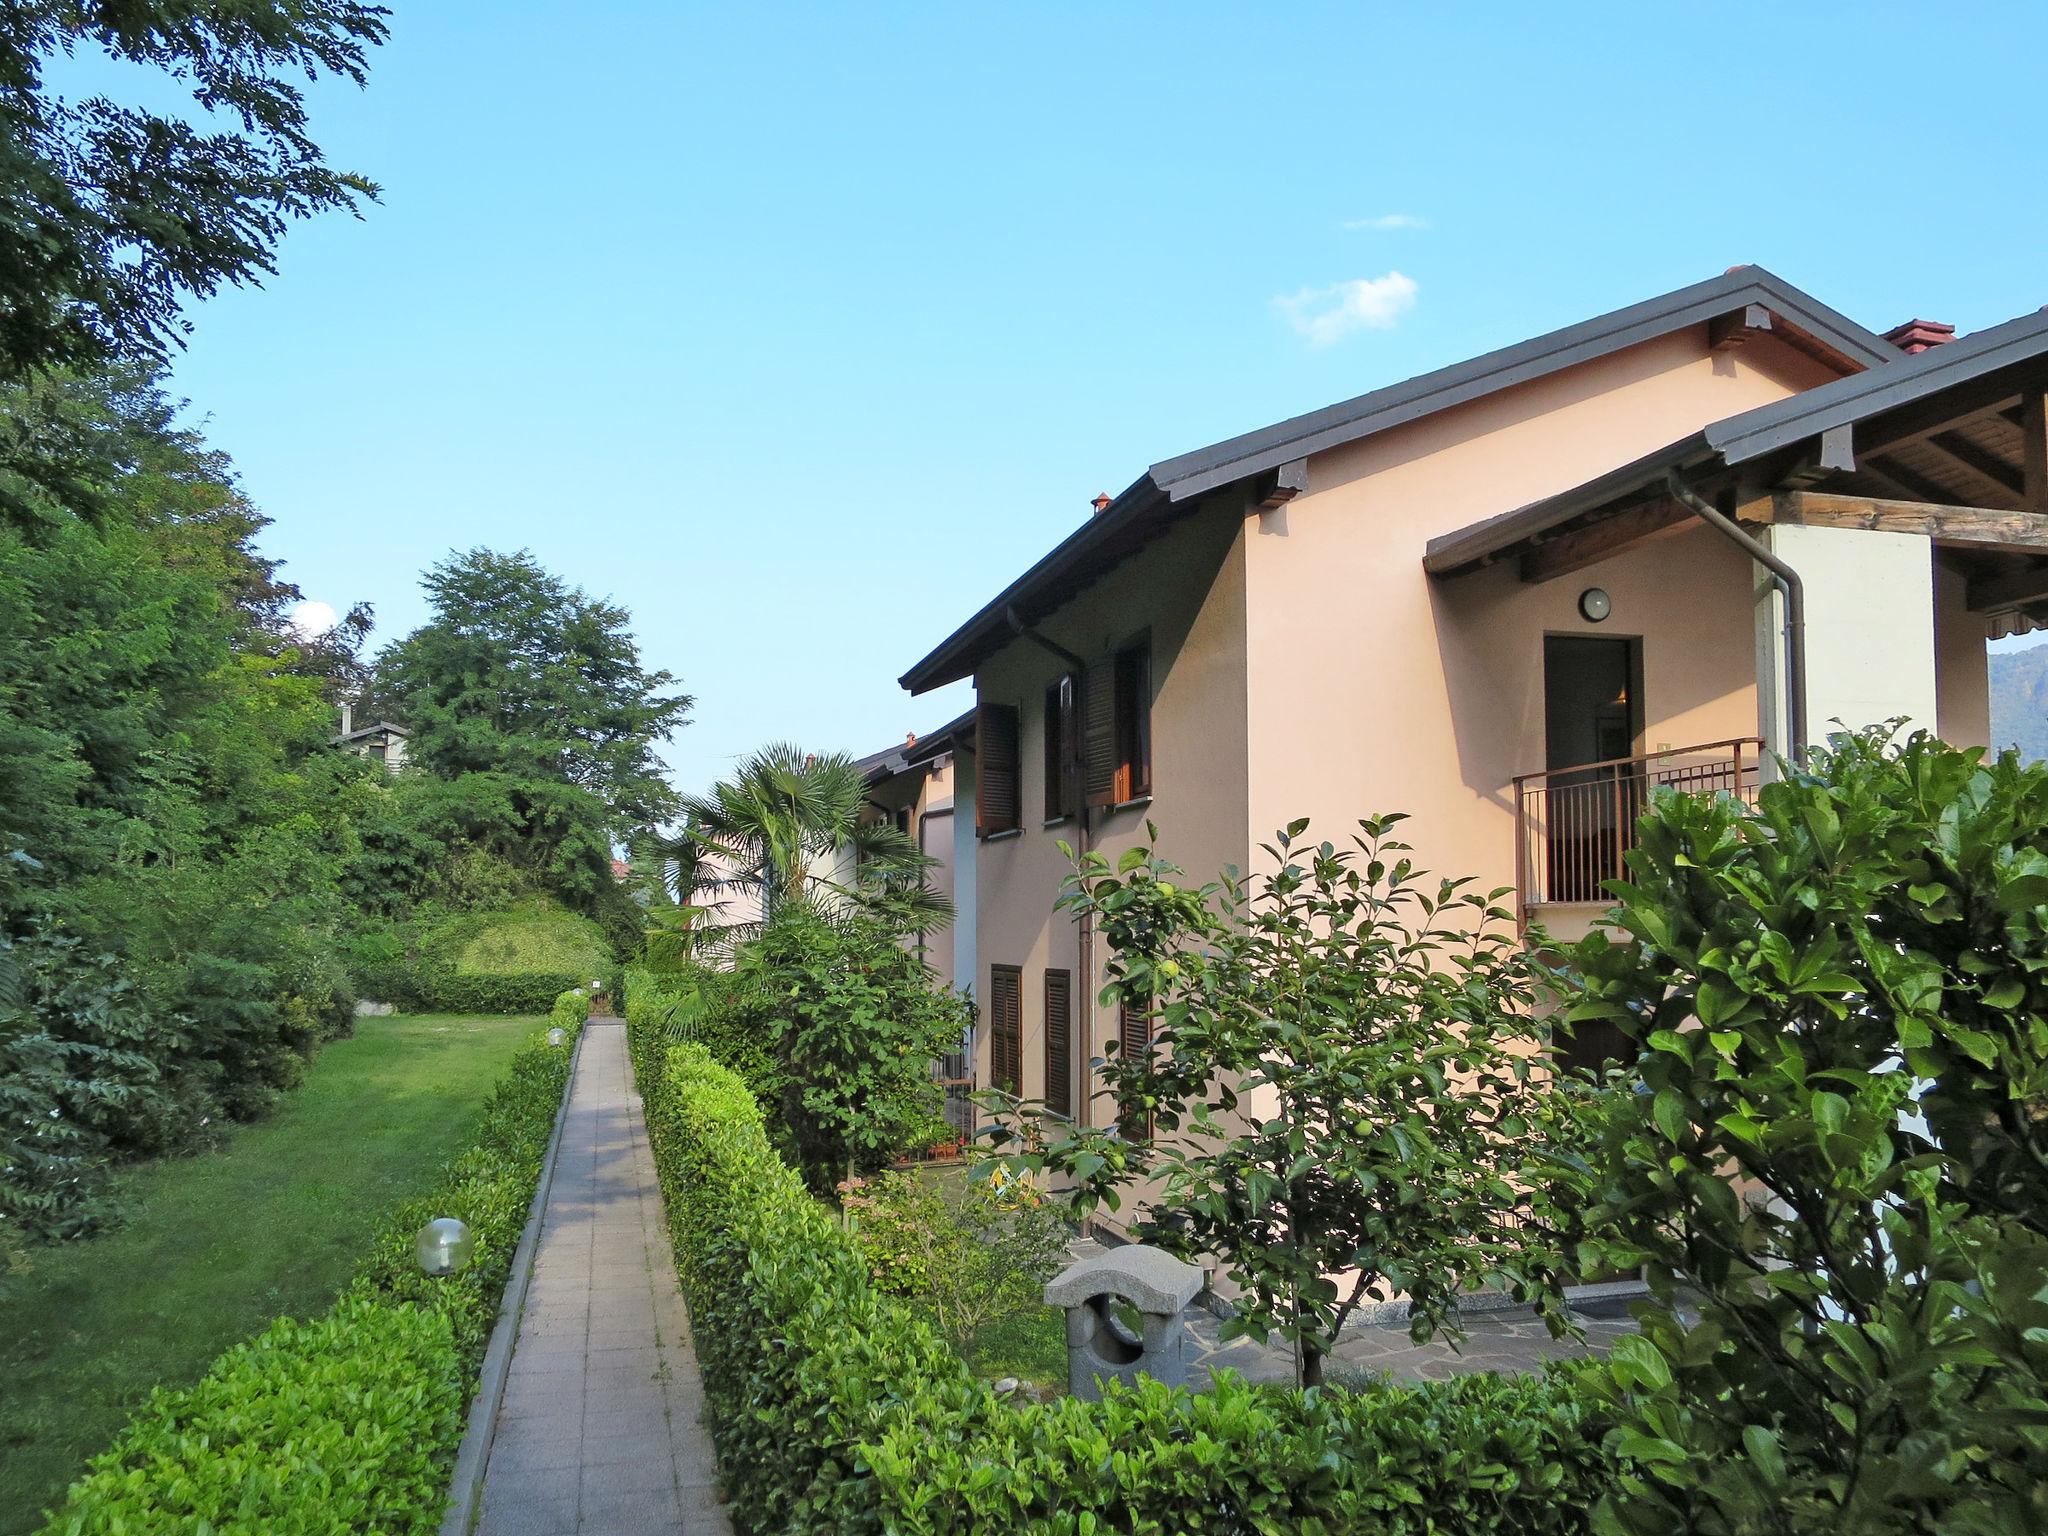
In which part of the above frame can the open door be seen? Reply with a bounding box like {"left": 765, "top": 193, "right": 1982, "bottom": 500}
{"left": 1543, "top": 634, "right": 1641, "bottom": 1075}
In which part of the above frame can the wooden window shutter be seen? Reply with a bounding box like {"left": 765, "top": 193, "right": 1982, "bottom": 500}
{"left": 989, "top": 965, "right": 1022, "bottom": 1095}
{"left": 1043, "top": 675, "right": 1076, "bottom": 821}
{"left": 1043, "top": 969, "right": 1072, "bottom": 1118}
{"left": 1118, "top": 642, "right": 1152, "bottom": 800}
{"left": 1082, "top": 659, "right": 1118, "bottom": 808}
{"left": 976, "top": 702, "right": 1020, "bottom": 836}
{"left": 1116, "top": 1001, "right": 1153, "bottom": 1139}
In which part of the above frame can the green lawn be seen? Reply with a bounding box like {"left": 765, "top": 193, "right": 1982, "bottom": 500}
{"left": 0, "top": 1013, "right": 542, "bottom": 1535}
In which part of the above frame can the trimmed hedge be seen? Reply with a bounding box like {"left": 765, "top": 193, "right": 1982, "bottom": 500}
{"left": 633, "top": 1031, "right": 1618, "bottom": 1536}
{"left": 353, "top": 903, "right": 610, "bottom": 1015}
{"left": 38, "top": 995, "right": 588, "bottom": 1534}
{"left": 623, "top": 965, "right": 778, "bottom": 1101}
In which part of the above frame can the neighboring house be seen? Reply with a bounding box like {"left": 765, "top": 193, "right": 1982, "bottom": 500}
{"left": 900, "top": 265, "right": 2048, "bottom": 1144}
{"left": 852, "top": 716, "right": 975, "bottom": 1138}
{"left": 848, "top": 717, "right": 972, "bottom": 989}
{"left": 331, "top": 705, "right": 408, "bottom": 770}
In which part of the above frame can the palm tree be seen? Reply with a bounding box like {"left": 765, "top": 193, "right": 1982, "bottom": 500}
{"left": 647, "top": 743, "right": 951, "bottom": 952}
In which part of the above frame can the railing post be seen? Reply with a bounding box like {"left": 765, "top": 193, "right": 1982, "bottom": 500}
{"left": 1514, "top": 777, "right": 1530, "bottom": 929}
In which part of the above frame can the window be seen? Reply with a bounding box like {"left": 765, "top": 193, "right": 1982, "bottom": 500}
{"left": 1043, "top": 968, "right": 1072, "bottom": 1118}
{"left": 1084, "top": 637, "right": 1151, "bottom": 809}
{"left": 1116, "top": 1001, "right": 1153, "bottom": 1139}
{"left": 1043, "top": 675, "right": 1077, "bottom": 821}
{"left": 988, "top": 965, "right": 1022, "bottom": 1096}
{"left": 975, "top": 701, "right": 1020, "bottom": 837}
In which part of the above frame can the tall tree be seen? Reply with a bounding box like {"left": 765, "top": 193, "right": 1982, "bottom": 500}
{"left": 374, "top": 548, "right": 691, "bottom": 899}
{"left": 0, "top": 0, "right": 387, "bottom": 383}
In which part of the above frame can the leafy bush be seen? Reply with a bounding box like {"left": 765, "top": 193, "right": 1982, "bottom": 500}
{"left": 844, "top": 1168, "right": 1071, "bottom": 1358}
{"left": 38, "top": 1009, "right": 582, "bottom": 1531}
{"left": 633, "top": 1031, "right": 1616, "bottom": 1536}
{"left": 722, "top": 904, "right": 971, "bottom": 1191}
{"left": 38, "top": 1297, "right": 463, "bottom": 1536}
{"left": 623, "top": 964, "right": 780, "bottom": 1103}
{"left": 1570, "top": 730, "right": 2048, "bottom": 1533}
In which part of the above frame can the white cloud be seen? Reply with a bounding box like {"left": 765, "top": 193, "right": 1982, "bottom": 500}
{"left": 286, "top": 598, "right": 338, "bottom": 640}
{"left": 1342, "top": 213, "right": 1430, "bottom": 231}
{"left": 1274, "top": 271, "right": 1418, "bottom": 346}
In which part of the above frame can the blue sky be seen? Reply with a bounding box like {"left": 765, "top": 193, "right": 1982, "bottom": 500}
{"left": 137, "top": 1, "right": 2048, "bottom": 792}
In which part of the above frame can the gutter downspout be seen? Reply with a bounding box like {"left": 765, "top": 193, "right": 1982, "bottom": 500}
{"left": 1665, "top": 472, "right": 1808, "bottom": 767}
{"left": 1004, "top": 605, "right": 1095, "bottom": 1134}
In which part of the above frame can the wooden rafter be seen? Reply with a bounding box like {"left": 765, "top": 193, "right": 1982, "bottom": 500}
{"left": 1927, "top": 430, "right": 2024, "bottom": 499}
{"left": 1966, "top": 562, "right": 2048, "bottom": 613}
{"left": 1517, "top": 498, "right": 1690, "bottom": 583}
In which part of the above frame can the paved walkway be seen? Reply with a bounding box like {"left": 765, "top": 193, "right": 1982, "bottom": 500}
{"left": 476, "top": 1022, "right": 730, "bottom": 1536}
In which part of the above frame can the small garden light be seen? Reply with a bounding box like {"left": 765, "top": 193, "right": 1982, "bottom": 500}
{"left": 414, "top": 1216, "right": 476, "bottom": 1277}
{"left": 547, "top": 1026, "right": 566, "bottom": 1047}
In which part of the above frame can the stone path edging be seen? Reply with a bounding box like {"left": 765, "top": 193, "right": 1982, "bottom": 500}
{"left": 439, "top": 1026, "right": 584, "bottom": 1536}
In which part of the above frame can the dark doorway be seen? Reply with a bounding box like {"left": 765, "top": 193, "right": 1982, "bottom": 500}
{"left": 1544, "top": 635, "right": 1639, "bottom": 774}
{"left": 1543, "top": 635, "right": 1641, "bottom": 1076}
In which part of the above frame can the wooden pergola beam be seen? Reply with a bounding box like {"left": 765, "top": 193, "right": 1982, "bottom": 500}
{"left": 1772, "top": 490, "right": 2048, "bottom": 552}
{"left": 1517, "top": 497, "right": 1690, "bottom": 583}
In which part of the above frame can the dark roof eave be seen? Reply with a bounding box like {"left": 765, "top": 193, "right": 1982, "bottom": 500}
{"left": 898, "top": 474, "right": 1167, "bottom": 693}
{"left": 1422, "top": 435, "right": 1717, "bottom": 576}
{"left": 1427, "top": 304, "right": 2048, "bottom": 576}
{"left": 902, "top": 267, "right": 1893, "bottom": 690}
{"left": 1149, "top": 267, "right": 1894, "bottom": 503}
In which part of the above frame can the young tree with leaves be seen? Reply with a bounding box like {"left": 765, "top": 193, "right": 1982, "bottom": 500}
{"left": 999, "top": 817, "right": 1588, "bottom": 1386}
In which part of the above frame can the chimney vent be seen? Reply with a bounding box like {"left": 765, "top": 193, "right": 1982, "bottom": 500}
{"left": 1883, "top": 318, "right": 1955, "bottom": 354}
{"left": 1090, "top": 492, "right": 1113, "bottom": 516}
{"left": 340, "top": 703, "right": 353, "bottom": 736}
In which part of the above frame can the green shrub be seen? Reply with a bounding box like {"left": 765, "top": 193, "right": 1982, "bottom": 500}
{"left": 623, "top": 964, "right": 780, "bottom": 1102}
{"left": 1570, "top": 730, "right": 2048, "bottom": 1533}
{"left": 353, "top": 901, "right": 610, "bottom": 1014}
{"left": 39, "top": 1011, "right": 582, "bottom": 1531}
{"left": 843, "top": 1168, "right": 1071, "bottom": 1359}
{"left": 633, "top": 1031, "right": 1616, "bottom": 1536}
{"left": 38, "top": 1296, "right": 463, "bottom": 1536}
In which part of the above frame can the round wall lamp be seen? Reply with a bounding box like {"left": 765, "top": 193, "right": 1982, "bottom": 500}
{"left": 1578, "top": 587, "right": 1612, "bottom": 623}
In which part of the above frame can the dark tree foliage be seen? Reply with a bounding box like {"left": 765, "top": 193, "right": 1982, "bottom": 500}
{"left": 0, "top": 365, "right": 376, "bottom": 1249}
{"left": 0, "top": 0, "right": 388, "bottom": 383}
{"left": 374, "top": 548, "right": 692, "bottom": 910}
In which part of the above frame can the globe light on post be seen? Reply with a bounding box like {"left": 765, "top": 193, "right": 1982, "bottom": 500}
{"left": 414, "top": 1216, "right": 476, "bottom": 1277}
{"left": 547, "top": 1026, "right": 566, "bottom": 1047}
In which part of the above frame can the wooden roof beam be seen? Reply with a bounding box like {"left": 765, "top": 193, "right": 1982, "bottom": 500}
{"left": 1517, "top": 497, "right": 1690, "bottom": 583}
{"left": 1966, "top": 561, "right": 2048, "bottom": 613}
{"left": 1773, "top": 490, "right": 2048, "bottom": 553}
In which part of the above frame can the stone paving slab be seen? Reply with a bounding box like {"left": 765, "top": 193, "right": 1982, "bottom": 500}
{"left": 476, "top": 1023, "right": 730, "bottom": 1536}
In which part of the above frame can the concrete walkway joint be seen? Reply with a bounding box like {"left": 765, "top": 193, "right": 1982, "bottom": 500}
{"left": 476, "top": 1022, "right": 730, "bottom": 1536}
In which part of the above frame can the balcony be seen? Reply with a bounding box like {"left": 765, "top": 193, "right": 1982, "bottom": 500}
{"left": 1512, "top": 737, "right": 1762, "bottom": 925}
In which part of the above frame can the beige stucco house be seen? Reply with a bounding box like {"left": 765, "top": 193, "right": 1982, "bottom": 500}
{"left": 900, "top": 266, "right": 2048, "bottom": 1131}
{"left": 332, "top": 705, "right": 408, "bottom": 771}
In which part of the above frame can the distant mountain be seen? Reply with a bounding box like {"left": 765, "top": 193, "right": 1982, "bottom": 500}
{"left": 1990, "top": 645, "right": 2048, "bottom": 761}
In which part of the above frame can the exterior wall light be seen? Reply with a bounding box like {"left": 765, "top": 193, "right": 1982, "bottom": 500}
{"left": 415, "top": 1216, "right": 476, "bottom": 1276}
{"left": 1578, "top": 587, "right": 1612, "bottom": 623}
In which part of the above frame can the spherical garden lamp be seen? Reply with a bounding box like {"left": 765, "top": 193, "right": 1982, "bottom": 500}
{"left": 414, "top": 1216, "right": 476, "bottom": 1277}
{"left": 547, "top": 1026, "right": 566, "bottom": 1047}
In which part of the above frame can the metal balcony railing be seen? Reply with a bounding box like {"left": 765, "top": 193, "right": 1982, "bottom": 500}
{"left": 1513, "top": 737, "right": 1762, "bottom": 922}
